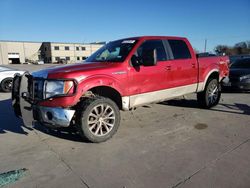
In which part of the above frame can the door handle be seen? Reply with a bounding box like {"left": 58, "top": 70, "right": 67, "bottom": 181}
{"left": 166, "top": 66, "right": 171, "bottom": 71}
{"left": 192, "top": 63, "right": 196, "bottom": 68}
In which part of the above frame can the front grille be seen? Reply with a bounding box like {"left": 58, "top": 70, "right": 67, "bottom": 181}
{"left": 12, "top": 75, "right": 21, "bottom": 98}
{"left": 33, "top": 79, "right": 44, "bottom": 100}
{"left": 27, "top": 76, "right": 44, "bottom": 100}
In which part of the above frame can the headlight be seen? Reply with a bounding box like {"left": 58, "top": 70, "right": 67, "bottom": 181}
{"left": 239, "top": 74, "right": 250, "bottom": 81}
{"left": 44, "top": 80, "right": 75, "bottom": 99}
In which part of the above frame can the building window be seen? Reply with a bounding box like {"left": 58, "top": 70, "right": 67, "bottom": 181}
{"left": 66, "top": 57, "right": 70, "bottom": 61}
{"left": 77, "top": 57, "right": 80, "bottom": 60}
{"left": 76, "top": 47, "right": 79, "bottom": 51}
{"left": 44, "top": 47, "right": 47, "bottom": 51}
{"left": 55, "top": 57, "right": 60, "bottom": 61}
{"left": 82, "top": 56, "right": 87, "bottom": 60}
{"left": 54, "top": 46, "right": 59, "bottom": 50}
{"left": 65, "top": 46, "right": 69, "bottom": 50}
{"left": 81, "top": 47, "right": 86, "bottom": 51}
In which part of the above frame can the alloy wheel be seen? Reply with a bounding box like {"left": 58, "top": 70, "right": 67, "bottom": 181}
{"left": 87, "top": 104, "right": 115, "bottom": 136}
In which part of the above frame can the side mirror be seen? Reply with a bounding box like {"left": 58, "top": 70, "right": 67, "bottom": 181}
{"left": 141, "top": 48, "right": 157, "bottom": 66}
{"left": 131, "top": 55, "right": 141, "bottom": 67}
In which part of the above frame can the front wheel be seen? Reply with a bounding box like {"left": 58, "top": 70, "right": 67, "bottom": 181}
{"left": 0, "top": 77, "right": 13, "bottom": 92}
{"left": 76, "top": 96, "right": 120, "bottom": 143}
{"left": 197, "top": 78, "right": 221, "bottom": 108}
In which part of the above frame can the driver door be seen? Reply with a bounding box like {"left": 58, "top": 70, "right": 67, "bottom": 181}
{"left": 127, "top": 39, "right": 171, "bottom": 107}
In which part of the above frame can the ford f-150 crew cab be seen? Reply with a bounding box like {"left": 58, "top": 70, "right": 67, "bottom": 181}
{"left": 12, "top": 36, "right": 229, "bottom": 142}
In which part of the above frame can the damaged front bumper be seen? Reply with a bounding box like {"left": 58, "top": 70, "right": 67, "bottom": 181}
{"left": 12, "top": 72, "right": 75, "bottom": 128}
{"left": 33, "top": 106, "right": 75, "bottom": 127}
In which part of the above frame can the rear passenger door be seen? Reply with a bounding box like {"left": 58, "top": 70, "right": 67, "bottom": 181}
{"left": 166, "top": 39, "right": 198, "bottom": 89}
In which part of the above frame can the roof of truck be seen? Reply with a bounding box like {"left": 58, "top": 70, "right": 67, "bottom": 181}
{"left": 119, "top": 36, "right": 187, "bottom": 41}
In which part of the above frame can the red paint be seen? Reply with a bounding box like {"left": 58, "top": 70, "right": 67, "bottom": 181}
{"left": 38, "top": 36, "right": 229, "bottom": 108}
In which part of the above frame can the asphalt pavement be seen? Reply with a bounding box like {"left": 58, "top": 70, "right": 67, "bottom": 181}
{"left": 0, "top": 64, "right": 249, "bottom": 188}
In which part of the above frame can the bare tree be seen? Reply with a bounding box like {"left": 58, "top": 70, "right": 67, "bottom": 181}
{"left": 214, "top": 41, "right": 250, "bottom": 55}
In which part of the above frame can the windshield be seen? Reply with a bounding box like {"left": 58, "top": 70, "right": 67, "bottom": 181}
{"left": 231, "top": 58, "right": 250, "bottom": 69}
{"left": 86, "top": 39, "right": 137, "bottom": 62}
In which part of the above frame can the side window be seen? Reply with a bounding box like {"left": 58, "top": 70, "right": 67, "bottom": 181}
{"left": 137, "top": 40, "right": 167, "bottom": 61}
{"left": 168, "top": 40, "right": 191, "bottom": 59}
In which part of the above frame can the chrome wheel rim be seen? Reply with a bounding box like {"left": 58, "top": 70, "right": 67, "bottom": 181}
{"left": 208, "top": 82, "right": 218, "bottom": 105}
{"left": 87, "top": 104, "right": 115, "bottom": 136}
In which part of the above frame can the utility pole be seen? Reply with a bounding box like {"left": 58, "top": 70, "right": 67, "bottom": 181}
{"left": 23, "top": 42, "right": 26, "bottom": 63}
{"left": 204, "top": 39, "right": 207, "bottom": 52}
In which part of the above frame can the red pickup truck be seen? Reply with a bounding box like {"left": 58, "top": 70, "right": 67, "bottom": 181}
{"left": 12, "top": 36, "right": 229, "bottom": 142}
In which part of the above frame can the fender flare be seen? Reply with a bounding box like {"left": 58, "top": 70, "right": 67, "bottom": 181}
{"left": 79, "top": 75, "right": 124, "bottom": 94}
{"left": 200, "top": 69, "right": 219, "bottom": 91}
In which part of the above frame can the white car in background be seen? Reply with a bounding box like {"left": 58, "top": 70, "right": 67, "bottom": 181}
{"left": 0, "top": 66, "right": 25, "bottom": 92}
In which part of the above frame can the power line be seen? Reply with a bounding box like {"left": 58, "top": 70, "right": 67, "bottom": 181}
{"left": 190, "top": 35, "right": 250, "bottom": 42}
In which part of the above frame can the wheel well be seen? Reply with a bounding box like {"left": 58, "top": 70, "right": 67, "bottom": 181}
{"left": 208, "top": 72, "right": 219, "bottom": 81}
{"left": 89, "top": 86, "right": 122, "bottom": 110}
{"left": 201, "top": 71, "right": 219, "bottom": 91}
{"left": 1, "top": 77, "right": 13, "bottom": 82}
{"left": 0, "top": 77, "right": 13, "bottom": 85}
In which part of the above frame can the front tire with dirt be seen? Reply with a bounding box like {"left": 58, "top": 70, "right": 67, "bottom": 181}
{"left": 76, "top": 96, "right": 120, "bottom": 143}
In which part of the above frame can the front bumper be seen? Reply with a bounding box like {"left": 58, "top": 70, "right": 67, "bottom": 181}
{"left": 12, "top": 72, "right": 75, "bottom": 128}
{"left": 222, "top": 80, "right": 250, "bottom": 90}
{"left": 33, "top": 106, "right": 75, "bottom": 127}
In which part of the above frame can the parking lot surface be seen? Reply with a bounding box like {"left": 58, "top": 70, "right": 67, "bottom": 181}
{"left": 0, "top": 64, "right": 250, "bottom": 188}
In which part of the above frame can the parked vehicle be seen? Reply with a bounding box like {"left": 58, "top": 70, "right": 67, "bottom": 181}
{"left": 37, "top": 60, "right": 45, "bottom": 65}
{"left": 12, "top": 36, "right": 229, "bottom": 142}
{"left": 58, "top": 59, "right": 67, "bottom": 64}
{"left": 0, "top": 66, "right": 25, "bottom": 92}
{"left": 222, "top": 58, "right": 250, "bottom": 91}
{"left": 229, "top": 55, "right": 250, "bottom": 66}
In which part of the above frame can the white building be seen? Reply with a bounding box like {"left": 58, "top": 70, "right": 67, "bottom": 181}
{"left": 0, "top": 40, "right": 104, "bottom": 65}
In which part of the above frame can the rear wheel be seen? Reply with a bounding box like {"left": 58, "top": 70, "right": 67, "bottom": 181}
{"left": 197, "top": 78, "right": 221, "bottom": 108}
{"left": 76, "top": 96, "right": 120, "bottom": 143}
{"left": 0, "top": 78, "right": 13, "bottom": 92}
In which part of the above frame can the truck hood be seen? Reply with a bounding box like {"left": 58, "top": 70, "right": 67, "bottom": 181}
{"left": 32, "top": 62, "right": 119, "bottom": 79}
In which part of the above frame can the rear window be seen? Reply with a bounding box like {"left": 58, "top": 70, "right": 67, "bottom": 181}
{"left": 168, "top": 40, "right": 191, "bottom": 59}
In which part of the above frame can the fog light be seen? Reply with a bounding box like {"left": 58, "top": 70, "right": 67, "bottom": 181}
{"left": 46, "top": 112, "right": 53, "bottom": 120}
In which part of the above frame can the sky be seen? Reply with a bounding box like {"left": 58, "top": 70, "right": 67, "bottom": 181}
{"left": 0, "top": 0, "right": 249, "bottom": 52}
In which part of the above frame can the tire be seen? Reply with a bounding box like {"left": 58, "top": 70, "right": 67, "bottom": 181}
{"left": 0, "top": 77, "right": 13, "bottom": 92}
{"left": 197, "top": 78, "right": 221, "bottom": 108}
{"left": 76, "top": 96, "right": 120, "bottom": 143}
